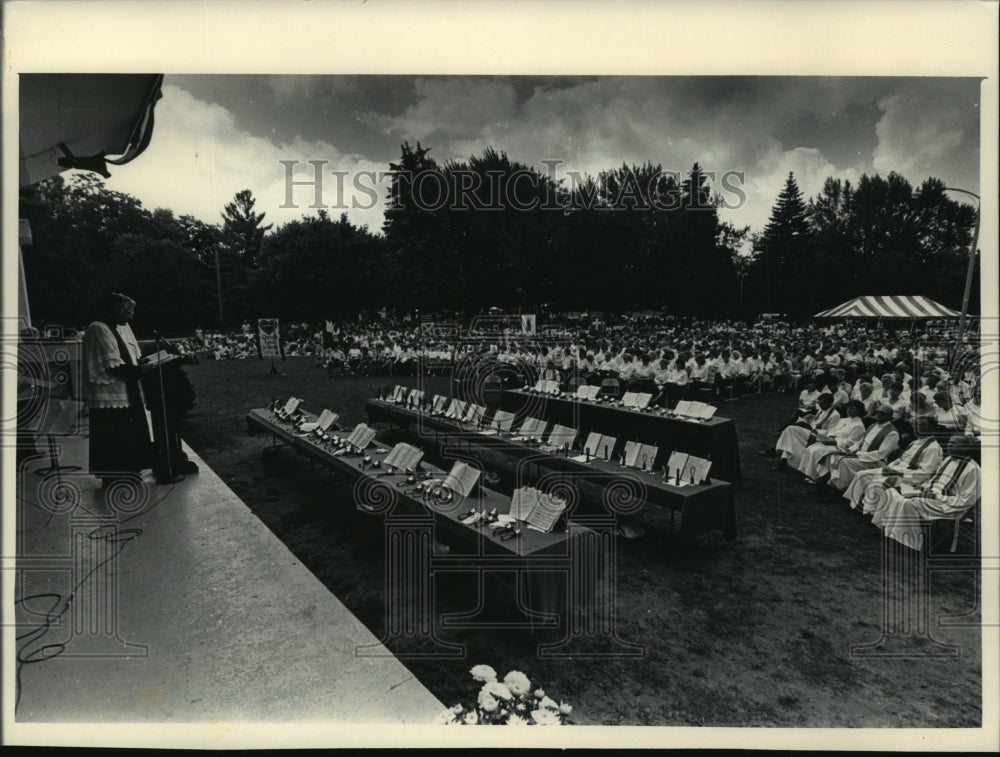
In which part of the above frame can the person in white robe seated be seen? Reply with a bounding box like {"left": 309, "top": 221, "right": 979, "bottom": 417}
{"left": 827, "top": 404, "right": 900, "bottom": 492}
{"left": 770, "top": 392, "right": 840, "bottom": 470}
{"left": 798, "top": 400, "right": 868, "bottom": 483}
{"left": 844, "top": 428, "right": 943, "bottom": 511}
{"left": 866, "top": 435, "right": 981, "bottom": 550}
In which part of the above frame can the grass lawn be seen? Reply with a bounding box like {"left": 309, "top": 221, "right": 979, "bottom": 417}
{"left": 180, "top": 356, "right": 982, "bottom": 727}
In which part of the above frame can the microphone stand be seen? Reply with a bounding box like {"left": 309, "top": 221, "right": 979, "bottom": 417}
{"left": 152, "top": 331, "right": 178, "bottom": 483}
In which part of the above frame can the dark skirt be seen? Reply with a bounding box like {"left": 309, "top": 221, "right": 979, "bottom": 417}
{"left": 88, "top": 406, "right": 153, "bottom": 476}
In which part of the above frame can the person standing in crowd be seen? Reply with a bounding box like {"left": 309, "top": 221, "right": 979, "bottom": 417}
{"left": 82, "top": 293, "right": 154, "bottom": 487}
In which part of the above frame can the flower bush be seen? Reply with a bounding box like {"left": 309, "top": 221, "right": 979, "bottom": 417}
{"left": 434, "top": 665, "right": 573, "bottom": 725}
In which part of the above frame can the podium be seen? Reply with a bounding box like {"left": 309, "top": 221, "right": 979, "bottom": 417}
{"left": 140, "top": 351, "right": 193, "bottom": 484}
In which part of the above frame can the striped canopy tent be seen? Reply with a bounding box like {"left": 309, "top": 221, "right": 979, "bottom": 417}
{"left": 814, "top": 295, "right": 961, "bottom": 319}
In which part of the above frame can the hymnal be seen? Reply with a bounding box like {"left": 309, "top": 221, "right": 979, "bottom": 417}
{"left": 582, "top": 431, "right": 617, "bottom": 461}
{"left": 431, "top": 394, "right": 448, "bottom": 414}
{"left": 682, "top": 454, "right": 712, "bottom": 484}
{"left": 383, "top": 442, "right": 423, "bottom": 472}
{"left": 280, "top": 397, "right": 302, "bottom": 416}
{"left": 463, "top": 403, "right": 486, "bottom": 425}
{"left": 446, "top": 398, "right": 468, "bottom": 420}
{"left": 543, "top": 424, "right": 577, "bottom": 451}
{"left": 665, "top": 450, "right": 689, "bottom": 482}
{"left": 491, "top": 410, "right": 516, "bottom": 432}
{"left": 391, "top": 385, "right": 406, "bottom": 402}
{"left": 517, "top": 416, "right": 548, "bottom": 439}
{"left": 509, "top": 486, "right": 567, "bottom": 533}
{"left": 344, "top": 423, "right": 376, "bottom": 451}
{"left": 623, "top": 441, "right": 659, "bottom": 470}
{"left": 443, "top": 461, "right": 481, "bottom": 498}
{"left": 299, "top": 408, "right": 339, "bottom": 434}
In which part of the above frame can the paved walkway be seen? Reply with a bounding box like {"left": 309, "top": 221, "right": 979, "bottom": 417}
{"left": 9, "top": 428, "right": 443, "bottom": 741}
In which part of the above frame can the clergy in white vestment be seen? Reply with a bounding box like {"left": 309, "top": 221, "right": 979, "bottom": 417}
{"left": 868, "top": 436, "right": 981, "bottom": 550}
{"left": 774, "top": 393, "right": 840, "bottom": 470}
{"left": 827, "top": 404, "right": 900, "bottom": 491}
{"left": 798, "top": 400, "right": 867, "bottom": 482}
{"left": 844, "top": 432, "right": 943, "bottom": 511}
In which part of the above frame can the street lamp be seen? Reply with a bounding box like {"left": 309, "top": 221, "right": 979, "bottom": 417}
{"left": 942, "top": 187, "right": 980, "bottom": 342}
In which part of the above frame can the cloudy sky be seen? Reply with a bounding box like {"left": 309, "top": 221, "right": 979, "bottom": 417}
{"left": 99, "top": 75, "right": 982, "bottom": 240}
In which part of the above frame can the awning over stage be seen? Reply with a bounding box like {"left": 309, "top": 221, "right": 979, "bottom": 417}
{"left": 814, "top": 295, "right": 961, "bottom": 319}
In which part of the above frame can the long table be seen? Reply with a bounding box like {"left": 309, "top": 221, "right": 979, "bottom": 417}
{"left": 366, "top": 399, "right": 736, "bottom": 542}
{"left": 246, "top": 408, "right": 643, "bottom": 657}
{"left": 500, "top": 388, "right": 741, "bottom": 481}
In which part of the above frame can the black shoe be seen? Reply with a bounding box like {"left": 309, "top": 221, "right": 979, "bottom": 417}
{"left": 178, "top": 460, "right": 200, "bottom": 474}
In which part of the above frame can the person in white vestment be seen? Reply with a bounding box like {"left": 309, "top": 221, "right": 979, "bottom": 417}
{"left": 827, "top": 404, "right": 900, "bottom": 492}
{"left": 843, "top": 431, "right": 943, "bottom": 511}
{"left": 771, "top": 392, "right": 840, "bottom": 470}
{"left": 798, "top": 400, "right": 868, "bottom": 483}
{"left": 867, "top": 435, "right": 981, "bottom": 550}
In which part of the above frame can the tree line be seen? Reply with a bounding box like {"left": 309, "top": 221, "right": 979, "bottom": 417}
{"left": 18, "top": 142, "right": 978, "bottom": 333}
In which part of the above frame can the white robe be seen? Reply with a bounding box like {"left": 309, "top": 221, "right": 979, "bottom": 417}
{"left": 797, "top": 417, "right": 866, "bottom": 480}
{"left": 869, "top": 457, "right": 981, "bottom": 549}
{"left": 843, "top": 437, "right": 944, "bottom": 510}
{"left": 775, "top": 407, "right": 840, "bottom": 469}
{"left": 828, "top": 422, "right": 900, "bottom": 491}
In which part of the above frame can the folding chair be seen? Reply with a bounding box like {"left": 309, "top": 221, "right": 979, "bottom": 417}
{"left": 598, "top": 377, "right": 621, "bottom": 400}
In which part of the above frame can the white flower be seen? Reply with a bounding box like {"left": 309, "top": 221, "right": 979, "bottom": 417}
{"left": 558, "top": 701, "right": 573, "bottom": 716}
{"left": 506, "top": 714, "right": 528, "bottom": 726}
{"left": 450, "top": 704, "right": 464, "bottom": 714}
{"left": 533, "top": 688, "right": 546, "bottom": 699}
{"left": 503, "top": 670, "right": 531, "bottom": 697}
{"left": 482, "top": 681, "right": 513, "bottom": 700}
{"left": 478, "top": 692, "right": 499, "bottom": 713}
{"left": 470, "top": 664, "right": 497, "bottom": 682}
{"left": 531, "top": 708, "right": 563, "bottom": 725}
{"left": 434, "top": 709, "right": 457, "bottom": 725}
{"left": 463, "top": 710, "right": 479, "bottom": 725}
{"left": 539, "top": 695, "right": 559, "bottom": 710}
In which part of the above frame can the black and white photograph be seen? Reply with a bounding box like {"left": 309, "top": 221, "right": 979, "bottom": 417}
{"left": 3, "top": 0, "right": 998, "bottom": 750}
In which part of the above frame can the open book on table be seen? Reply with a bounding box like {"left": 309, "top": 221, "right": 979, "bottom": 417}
{"left": 382, "top": 442, "right": 424, "bottom": 472}
{"left": 342, "top": 423, "right": 376, "bottom": 451}
{"left": 277, "top": 397, "right": 302, "bottom": 417}
{"left": 442, "top": 461, "right": 481, "bottom": 498}
{"left": 446, "top": 398, "right": 468, "bottom": 420}
{"left": 515, "top": 416, "right": 548, "bottom": 441}
{"left": 682, "top": 455, "right": 712, "bottom": 484}
{"left": 575, "top": 384, "right": 601, "bottom": 400}
{"left": 673, "top": 400, "right": 717, "bottom": 420}
{"left": 575, "top": 431, "right": 617, "bottom": 462}
{"left": 430, "top": 394, "right": 448, "bottom": 414}
{"left": 487, "top": 410, "right": 516, "bottom": 433}
{"left": 542, "top": 424, "right": 577, "bottom": 452}
{"left": 390, "top": 385, "right": 407, "bottom": 402}
{"left": 299, "top": 408, "right": 339, "bottom": 434}
{"left": 509, "top": 486, "right": 567, "bottom": 533}
{"left": 462, "top": 403, "right": 486, "bottom": 426}
{"left": 406, "top": 388, "right": 425, "bottom": 407}
{"left": 623, "top": 440, "right": 659, "bottom": 470}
